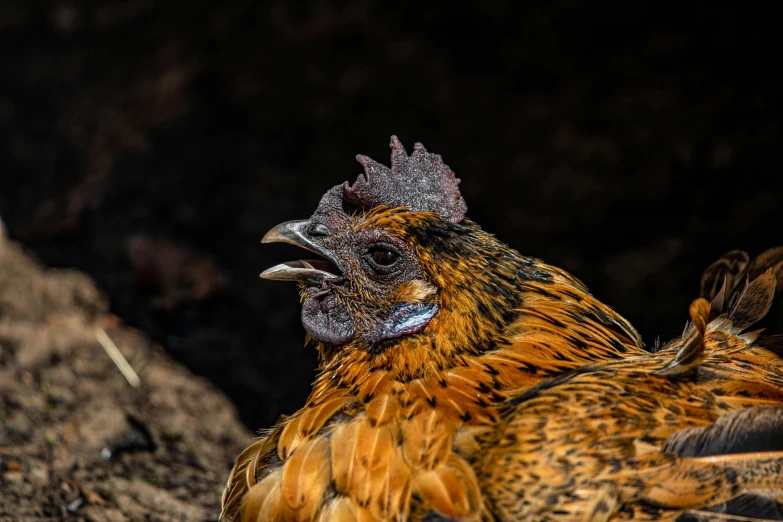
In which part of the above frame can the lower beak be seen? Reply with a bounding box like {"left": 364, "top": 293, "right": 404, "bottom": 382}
{"left": 260, "top": 220, "right": 342, "bottom": 282}
{"left": 261, "top": 259, "right": 341, "bottom": 282}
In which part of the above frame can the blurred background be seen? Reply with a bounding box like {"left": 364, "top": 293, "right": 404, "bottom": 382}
{"left": 1, "top": 1, "right": 781, "bottom": 429}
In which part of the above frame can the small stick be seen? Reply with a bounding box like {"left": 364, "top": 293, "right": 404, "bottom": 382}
{"left": 95, "top": 327, "right": 141, "bottom": 388}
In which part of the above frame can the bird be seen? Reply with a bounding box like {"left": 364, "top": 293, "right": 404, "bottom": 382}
{"left": 220, "top": 136, "right": 783, "bottom": 521}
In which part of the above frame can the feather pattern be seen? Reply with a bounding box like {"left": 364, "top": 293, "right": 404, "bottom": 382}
{"left": 281, "top": 437, "right": 331, "bottom": 515}
{"left": 240, "top": 469, "right": 285, "bottom": 522}
{"left": 225, "top": 252, "right": 783, "bottom": 521}
{"left": 224, "top": 149, "right": 783, "bottom": 522}
{"left": 478, "top": 264, "right": 783, "bottom": 521}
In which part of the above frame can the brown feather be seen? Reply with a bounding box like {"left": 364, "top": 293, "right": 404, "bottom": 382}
{"left": 278, "top": 414, "right": 303, "bottom": 460}
{"left": 330, "top": 421, "right": 360, "bottom": 493}
{"left": 402, "top": 408, "right": 453, "bottom": 470}
{"left": 281, "top": 437, "right": 331, "bottom": 518}
{"left": 660, "top": 298, "right": 710, "bottom": 376}
{"left": 356, "top": 370, "right": 392, "bottom": 402}
{"left": 412, "top": 454, "right": 482, "bottom": 519}
{"left": 222, "top": 432, "right": 279, "bottom": 521}
{"left": 349, "top": 423, "right": 396, "bottom": 509}
{"left": 368, "top": 450, "right": 412, "bottom": 521}
{"left": 702, "top": 250, "right": 751, "bottom": 303}
{"left": 747, "top": 247, "right": 783, "bottom": 283}
{"left": 316, "top": 497, "right": 357, "bottom": 522}
{"left": 679, "top": 511, "right": 783, "bottom": 521}
{"left": 240, "top": 469, "right": 285, "bottom": 522}
{"left": 364, "top": 394, "right": 398, "bottom": 428}
{"left": 722, "top": 270, "right": 777, "bottom": 334}
{"left": 298, "top": 396, "right": 351, "bottom": 438}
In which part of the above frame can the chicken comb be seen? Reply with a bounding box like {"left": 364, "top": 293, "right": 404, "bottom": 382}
{"left": 343, "top": 136, "right": 467, "bottom": 223}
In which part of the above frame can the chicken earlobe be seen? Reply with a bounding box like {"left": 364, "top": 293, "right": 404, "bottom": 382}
{"left": 366, "top": 302, "right": 439, "bottom": 345}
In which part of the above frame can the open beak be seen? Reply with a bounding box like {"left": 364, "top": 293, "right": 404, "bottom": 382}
{"left": 260, "top": 220, "right": 342, "bottom": 282}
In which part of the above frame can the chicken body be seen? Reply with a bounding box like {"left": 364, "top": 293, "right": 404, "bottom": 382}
{"left": 221, "top": 137, "right": 783, "bottom": 522}
{"left": 481, "top": 279, "right": 783, "bottom": 521}
{"left": 223, "top": 209, "right": 646, "bottom": 521}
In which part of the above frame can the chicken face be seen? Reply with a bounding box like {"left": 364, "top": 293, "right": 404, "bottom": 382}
{"left": 260, "top": 136, "right": 466, "bottom": 348}
{"left": 261, "top": 209, "right": 440, "bottom": 346}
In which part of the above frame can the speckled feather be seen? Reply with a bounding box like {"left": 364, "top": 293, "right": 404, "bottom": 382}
{"left": 222, "top": 139, "right": 783, "bottom": 522}
{"left": 224, "top": 250, "right": 783, "bottom": 521}
{"left": 222, "top": 208, "right": 650, "bottom": 521}
{"left": 479, "top": 268, "right": 783, "bottom": 522}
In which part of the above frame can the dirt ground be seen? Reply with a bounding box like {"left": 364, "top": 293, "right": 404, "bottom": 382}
{"left": 0, "top": 224, "right": 253, "bottom": 521}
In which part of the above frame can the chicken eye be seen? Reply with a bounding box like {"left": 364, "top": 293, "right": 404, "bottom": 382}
{"left": 366, "top": 247, "right": 401, "bottom": 272}
{"left": 373, "top": 249, "right": 398, "bottom": 266}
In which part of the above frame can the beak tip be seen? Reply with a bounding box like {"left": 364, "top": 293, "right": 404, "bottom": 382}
{"left": 261, "top": 220, "right": 306, "bottom": 245}
{"left": 259, "top": 267, "right": 277, "bottom": 279}
{"left": 260, "top": 229, "right": 281, "bottom": 244}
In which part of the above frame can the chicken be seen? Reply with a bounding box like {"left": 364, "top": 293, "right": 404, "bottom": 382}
{"left": 220, "top": 136, "right": 783, "bottom": 521}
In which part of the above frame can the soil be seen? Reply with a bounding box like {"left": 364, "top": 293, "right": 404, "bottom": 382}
{"left": 0, "top": 227, "right": 253, "bottom": 521}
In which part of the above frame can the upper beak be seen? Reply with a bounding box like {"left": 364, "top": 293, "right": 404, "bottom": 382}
{"left": 260, "top": 220, "right": 342, "bottom": 282}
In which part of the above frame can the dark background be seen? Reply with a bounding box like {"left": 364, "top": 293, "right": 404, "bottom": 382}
{"left": 1, "top": 1, "right": 780, "bottom": 429}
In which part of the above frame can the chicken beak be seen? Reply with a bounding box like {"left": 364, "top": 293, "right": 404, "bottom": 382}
{"left": 260, "top": 220, "right": 342, "bottom": 282}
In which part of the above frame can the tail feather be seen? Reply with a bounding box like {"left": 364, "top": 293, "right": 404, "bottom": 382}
{"left": 702, "top": 250, "right": 751, "bottom": 310}
{"left": 704, "top": 269, "right": 777, "bottom": 338}
{"left": 702, "top": 247, "right": 783, "bottom": 325}
{"left": 705, "top": 494, "right": 783, "bottom": 521}
{"left": 660, "top": 298, "right": 710, "bottom": 376}
{"left": 691, "top": 452, "right": 783, "bottom": 491}
{"left": 678, "top": 511, "right": 783, "bottom": 522}
{"left": 756, "top": 335, "right": 783, "bottom": 359}
{"left": 725, "top": 271, "right": 778, "bottom": 334}
{"left": 665, "top": 253, "right": 779, "bottom": 374}
{"left": 702, "top": 248, "right": 783, "bottom": 314}
{"left": 664, "top": 248, "right": 783, "bottom": 522}
{"left": 710, "top": 281, "right": 729, "bottom": 325}
{"left": 662, "top": 406, "right": 783, "bottom": 458}
{"left": 746, "top": 248, "right": 783, "bottom": 287}
{"left": 663, "top": 408, "right": 783, "bottom": 520}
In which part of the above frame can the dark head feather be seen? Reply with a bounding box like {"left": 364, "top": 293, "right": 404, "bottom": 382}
{"left": 312, "top": 136, "right": 467, "bottom": 229}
